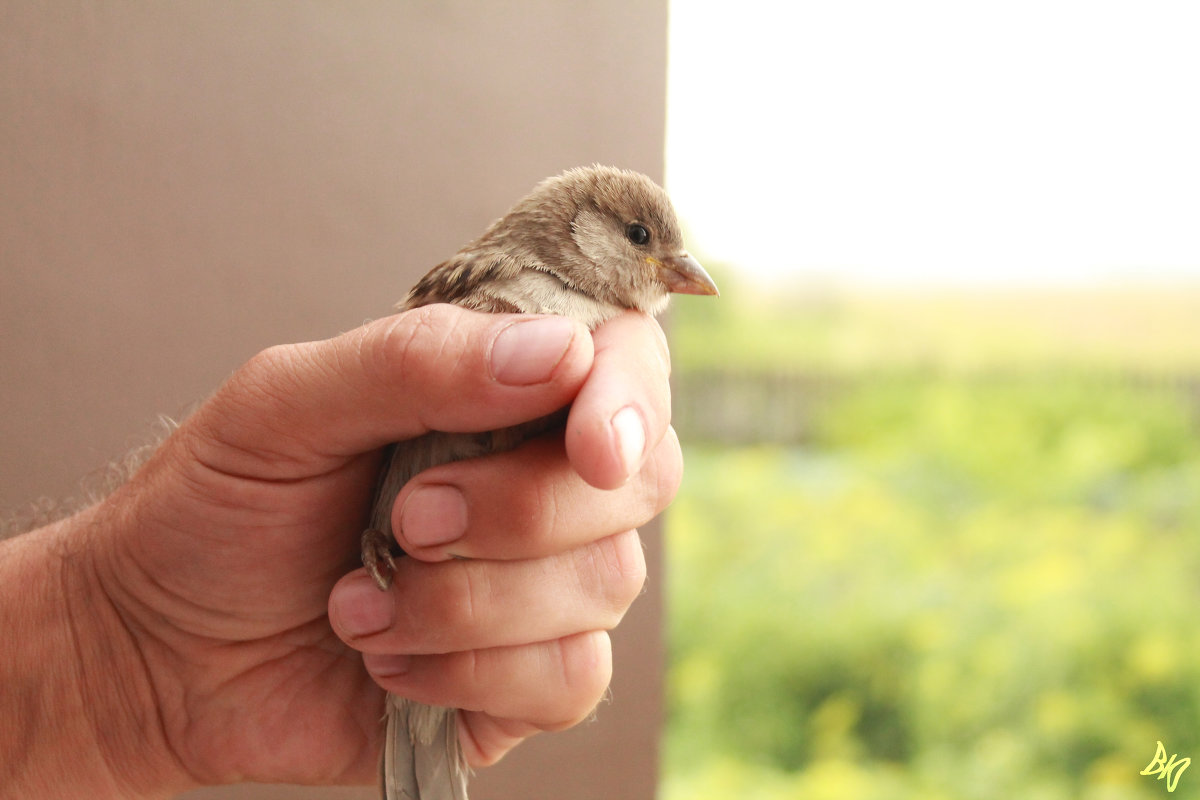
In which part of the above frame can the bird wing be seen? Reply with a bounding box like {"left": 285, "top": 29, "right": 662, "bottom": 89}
{"left": 402, "top": 251, "right": 525, "bottom": 311}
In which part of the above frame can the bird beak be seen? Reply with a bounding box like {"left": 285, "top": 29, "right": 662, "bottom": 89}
{"left": 653, "top": 252, "right": 720, "bottom": 296}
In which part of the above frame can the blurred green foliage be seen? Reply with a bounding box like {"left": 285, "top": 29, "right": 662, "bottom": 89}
{"left": 669, "top": 270, "right": 1200, "bottom": 374}
{"left": 663, "top": 279, "right": 1200, "bottom": 799}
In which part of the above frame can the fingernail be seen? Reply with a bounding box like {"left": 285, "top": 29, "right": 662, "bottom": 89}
{"left": 332, "top": 574, "right": 395, "bottom": 637}
{"left": 364, "top": 653, "right": 412, "bottom": 678}
{"left": 401, "top": 484, "right": 468, "bottom": 548}
{"left": 612, "top": 406, "right": 646, "bottom": 479}
{"left": 490, "top": 316, "right": 576, "bottom": 385}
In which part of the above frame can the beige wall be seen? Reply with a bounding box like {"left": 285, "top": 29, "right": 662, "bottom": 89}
{"left": 1, "top": 3, "right": 668, "bottom": 798}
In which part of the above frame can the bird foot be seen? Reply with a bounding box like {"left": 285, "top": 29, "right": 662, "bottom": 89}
{"left": 361, "top": 528, "right": 397, "bottom": 590}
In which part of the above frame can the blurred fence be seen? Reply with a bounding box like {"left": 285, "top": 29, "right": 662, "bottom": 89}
{"left": 672, "top": 368, "right": 1200, "bottom": 445}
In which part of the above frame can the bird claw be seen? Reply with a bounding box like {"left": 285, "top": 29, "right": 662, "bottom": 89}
{"left": 361, "top": 528, "right": 397, "bottom": 590}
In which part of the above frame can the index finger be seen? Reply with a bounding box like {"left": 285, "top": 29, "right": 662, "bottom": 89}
{"left": 564, "top": 311, "right": 672, "bottom": 490}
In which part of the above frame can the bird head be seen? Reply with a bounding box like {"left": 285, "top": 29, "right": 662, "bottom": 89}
{"left": 522, "top": 166, "right": 719, "bottom": 315}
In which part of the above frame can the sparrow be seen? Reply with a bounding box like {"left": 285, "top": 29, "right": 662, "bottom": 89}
{"left": 360, "top": 165, "right": 718, "bottom": 800}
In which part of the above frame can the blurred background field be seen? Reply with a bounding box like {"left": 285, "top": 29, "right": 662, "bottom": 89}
{"left": 661, "top": 282, "right": 1200, "bottom": 800}
{"left": 660, "top": 3, "right": 1200, "bottom": 795}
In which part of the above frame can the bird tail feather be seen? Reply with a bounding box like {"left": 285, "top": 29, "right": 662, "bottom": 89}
{"left": 382, "top": 695, "right": 470, "bottom": 800}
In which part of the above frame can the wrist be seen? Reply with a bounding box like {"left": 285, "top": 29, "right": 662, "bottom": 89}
{"left": 0, "top": 503, "right": 192, "bottom": 798}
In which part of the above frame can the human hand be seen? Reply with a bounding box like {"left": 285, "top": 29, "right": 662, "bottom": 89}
{"left": 20, "top": 304, "right": 678, "bottom": 795}
{"left": 328, "top": 308, "right": 678, "bottom": 770}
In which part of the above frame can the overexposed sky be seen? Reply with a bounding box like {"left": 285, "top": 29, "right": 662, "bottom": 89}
{"left": 666, "top": 1, "right": 1200, "bottom": 287}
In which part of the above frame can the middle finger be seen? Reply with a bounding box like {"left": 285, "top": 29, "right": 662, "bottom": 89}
{"left": 392, "top": 428, "right": 682, "bottom": 562}
{"left": 333, "top": 529, "right": 647, "bottom": 656}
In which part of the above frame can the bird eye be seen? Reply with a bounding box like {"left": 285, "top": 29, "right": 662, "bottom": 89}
{"left": 626, "top": 223, "right": 650, "bottom": 246}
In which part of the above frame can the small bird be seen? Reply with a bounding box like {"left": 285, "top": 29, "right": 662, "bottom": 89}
{"left": 361, "top": 165, "right": 718, "bottom": 800}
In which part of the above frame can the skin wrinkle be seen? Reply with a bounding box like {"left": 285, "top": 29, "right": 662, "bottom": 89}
{"left": 58, "top": 517, "right": 191, "bottom": 795}
{"left": 550, "top": 637, "right": 581, "bottom": 729}
{"left": 235, "top": 638, "right": 355, "bottom": 779}
{"left": 335, "top": 321, "right": 374, "bottom": 392}
{"left": 93, "top": 490, "right": 229, "bottom": 642}
{"left": 163, "top": 413, "right": 378, "bottom": 567}
{"left": 171, "top": 437, "right": 299, "bottom": 515}
{"left": 371, "top": 536, "right": 636, "bottom": 658}
{"left": 524, "top": 457, "right": 566, "bottom": 552}
{"left": 371, "top": 310, "right": 436, "bottom": 434}
{"left": 564, "top": 533, "right": 635, "bottom": 630}
{"left": 571, "top": 539, "right": 613, "bottom": 623}
{"left": 162, "top": 606, "right": 379, "bottom": 785}
{"left": 463, "top": 646, "right": 484, "bottom": 706}
{"left": 481, "top": 318, "right": 510, "bottom": 384}
{"left": 113, "top": 450, "right": 351, "bottom": 648}
{"left": 353, "top": 307, "right": 482, "bottom": 440}
{"left": 651, "top": 427, "right": 684, "bottom": 521}
{"left": 286, "top": 343, "right": 371, "bottom": 462}
{"left": 548, "top": 631, "right": 610, "bottom": 731}
{"left": 633, "top": 308, "right": 672, "bottom": 380}
{"left": 384, "top": 574, "right": 423, "bottom": 655}
{"left": 341, "top": 318, "right": 399, "bottom": 413}
{"left": 430, "top": 314, "right": 476, "bottom": 398}
{"left": 109, "top": 528, "right": 226, "bottom": 644}
{"left": 234, "top": 347, "right": 320, "bottom": 451}
{"left": 597, "top": 531, "right": 647, "bottom": 619}
{"left": 372, "top": 307, "right": 582, "bottom": 438}
{"left": 423, "top": 635, "right": 607, "bottom": 730}
{"left": 460, "top": 713, "right": 529, "bottom": 768}
{"left": 622, "top": 440, "right": 664, "bottom": 529}
{"left": 457, "top": 714, "right": 491, "bottom": 767}
{"left": 184, "top": 390, "right": 323, "bottom": 484}
{"left": 455, "top": 558, "right": 481, "bottom": 657}
{"left": 108, "top": 520, "right": 224, "bottom": 646}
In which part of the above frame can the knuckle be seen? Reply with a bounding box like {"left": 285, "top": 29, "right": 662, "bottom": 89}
{"left": 543, "top": 632, "right": 613, "bottom": 730}
{"left": 642, "top": 313, "right": 672, "bottom": 375}
{"left": 360, "top": 305, "right": 489, "bottom": 429}
{"left": 487, "top": 441, "right": 575, "bottom": 558}
{"left": 364, "top": 308, "right": 440, "bottom": 389}
{"left": 519, "top": 475, "right": 567, "bottom": 551}
{"left": 624, "top": 425, "right": 684, "bottom": 527}
{"left": 587, "top": 530, "right": 647, "bottom": 619}
{"left": 243, "top": 342, "right": 292, "bottom": 377}
{"left": 238, "top": 343, "right": 305, "bottom": 400}
{"left": 459, "top": 714, "right": 531, "bottom": 768}
{"left": 613, "top": 311, "right": 670, "bottom": 376}
{"left": 200, "top": 343, "right": 315, "bottom": 468}
{"left": 650, "top": 426, "right": 685, "bottom": 513}
{"left": 392, "top": 561, "right": 487, "bottom": 653}
{"left": 627, "top": 311, "right": 672, "bottom": 383}
{"left": 381, "top": 605, "right": 424, "bottom": 654}
{"left": 431, "top": 562, "right": 485, "bottom": 636}
{"left": 461, "top": 647, "right": 483, "bottom": 691}
{"left": 365, "top": 304, "right": 476, "bottom": 388}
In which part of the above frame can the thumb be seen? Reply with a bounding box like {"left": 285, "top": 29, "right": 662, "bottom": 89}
{"left": 181, "top": 304, "right": 593, "bottom": 481}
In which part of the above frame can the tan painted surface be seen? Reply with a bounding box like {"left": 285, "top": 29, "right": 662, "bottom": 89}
{"left": 1, "top": 3, "right": 668, "bottom": 797}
